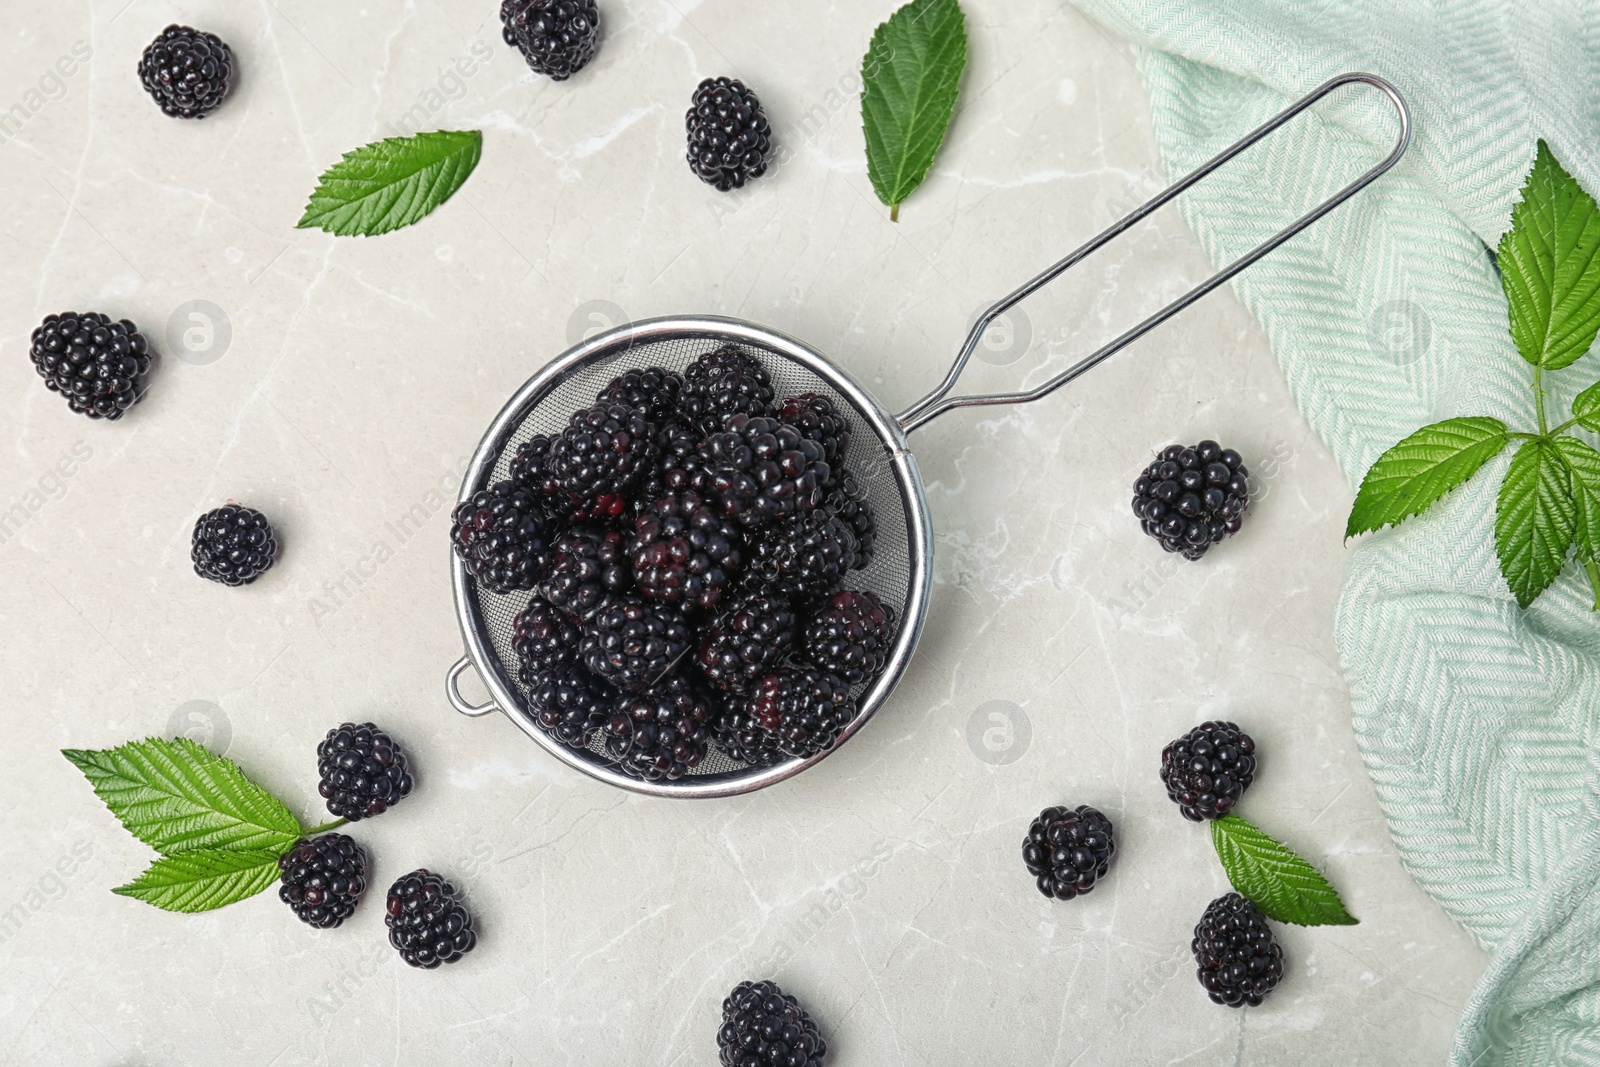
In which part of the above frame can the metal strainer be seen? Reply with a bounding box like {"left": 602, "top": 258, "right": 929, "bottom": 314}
{"left": 445, "top": 72, "right": 1411, "bottom": 798}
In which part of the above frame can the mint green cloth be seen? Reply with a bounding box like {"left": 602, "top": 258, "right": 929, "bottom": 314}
{"left": 1065, "top": 2, "right": 1600, "bottom": 1063}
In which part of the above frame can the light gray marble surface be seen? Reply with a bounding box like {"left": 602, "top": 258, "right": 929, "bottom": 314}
{"left": 0, "top": 1, "right": 1485, "bottom": 1064}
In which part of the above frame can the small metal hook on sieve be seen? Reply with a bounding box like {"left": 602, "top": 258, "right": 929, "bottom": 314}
{"left": 895, "top": 71, "right": 1412, "bottom": 435}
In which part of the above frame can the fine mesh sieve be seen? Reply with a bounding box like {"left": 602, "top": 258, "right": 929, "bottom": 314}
{"left": 446, "top": 73, "right": 1412, "bottom": 798}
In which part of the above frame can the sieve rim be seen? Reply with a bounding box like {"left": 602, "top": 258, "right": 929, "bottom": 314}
{"left": 449, "top": 315, "right": 934, "bottom": 799}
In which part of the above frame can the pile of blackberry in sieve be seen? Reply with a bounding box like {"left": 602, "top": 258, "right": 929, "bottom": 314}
{"left": 451, "top": 345, "right": 897, "bottom": 782}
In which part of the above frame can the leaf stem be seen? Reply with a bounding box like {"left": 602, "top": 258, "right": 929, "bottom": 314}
{"left": 1534, "top": 365, "right": 1550, "bottom": 435}
{"left": 890, "top": 202, "right": 900, "bottom": 223}
{"left": 303, "top": 818, "right": 347, "bottom": 837}
{"left": 1550, "top": 417, "right": 1581, "bottom": 436}
{"left": 1584, "top": 557, "right": 1600, "bottom": 611}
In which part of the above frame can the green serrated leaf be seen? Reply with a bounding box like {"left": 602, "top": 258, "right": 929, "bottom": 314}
{"left": 1571, "top": 380, "right": 1600, "bottom": 432}
{"left": 1499, "top": 140, "right": 1600, "bottom": 370}
{"left": 1496, "top": 439, "right": 1577, "bottom": 607}
{"left": 112, "top": 849, "right": 283, "bottom": 913}
{"left": 1210, "top": 815, "right": 1358, "bottom": 927}
{"left": 1346, "top": 417, "right": 1510, "bottom": 538}
{"left": 62, "top": 738, "right": 303, "bottom": 856}
{"left": 860, "top": 0, "right": 968, "bottom": 221}
{"left": 1552, "top": 436, "right": 1600, "bottom": 560}
{"left": 298, "top": 130, "right": 483, "bottom": 237}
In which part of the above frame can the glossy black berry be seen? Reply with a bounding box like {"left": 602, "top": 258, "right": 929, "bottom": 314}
{"left": 711, "top": 700, "right": 783, "bottom": 768}
{"left": 451, "top": 481, "right": 551, "bottom": 594}
{"left": 29, "top": 312, "right": 151, "bottom": 420}
{"left": 138, "top": 25, "right": 235, "bottom": 119}
{"left": 278, "top": 834, "right": 369, "bottom": 929}
{"left": 547, "top": 402, "right": 656, "bottom": 522}
{"left": 192, "top": 504, "right": 277, "bottom": 586}
{"left": 1160, "top": 721, "right": 1258, "bottom": 821}
{"left": 1132, "top": 440, "right": 1249, "bottom": 560}
{"left": 581, "top": 596, "right": 692, "bottom": 691}
{"left": 529, "top": 664, "right": 615, "bottom": 749}
{"left": 695, "top": 414, "right": 830, "bottom": 529}
{"left": 778, "top": 393, "right": 851, "bottom": 479}
{"left": 717, "top": 980, "right": 826, "bottom": 1067}
{"left": 698, "top": 592, "right": 799, "bottom": 695}
{"left": 1193, "top": 893, "right": 1284, "bottom": 1007}
{"left": 541, "top": 525, "right": 633, "bottom": 620}
{"left": 802, "top": 590, "right": 896, "bottom": 685}
{"left": 743, "top": 667, "right": 855, "bottom": 759}
{"left": 512, "top": 595, "right": 583, "bottom": 689}
{"left": 500, "top": 0, "right": 599, "bottom": 81}
{"left": 598, "top": 366, "right": 683, "bottom": 425}
{"left": 605, "top": 674, "right": 717, "bottom": 781}
{"left": 687, "top": 77, "right": 773, "bottom": 192}
{"left": 631, "top": 489, "right": 744, "bottom": 613}
{"left": 317, "top": 722, "right": 415, "bottom": 821}
{"left": 745, "top": 506, "right": 859, "bottom": 598}
{"left": 509, "top": 433, "right": 559, "bottom": 503}
{"left": 1022, "top": 805, "right": 1116, "bottom": 901}
{"left": 385, "top": 870, "right": 477, "bottom": 969}
{"left": 679, "top": 344, "right": 774, "bottom": 436}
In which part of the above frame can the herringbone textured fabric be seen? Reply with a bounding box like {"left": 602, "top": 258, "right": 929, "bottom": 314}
{"left": 1067, "top": 1, "right": 1600, "bottom": 1063}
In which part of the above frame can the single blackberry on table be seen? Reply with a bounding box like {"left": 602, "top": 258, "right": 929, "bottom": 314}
{"left": 581, "top": 596, "right": 692, "bottom": 691}
{"left": 1132, "top": 440, "right": 1249, "bottom": 560}
{"left": 698, "top": 592, "right": 799, "bottom": 695}
{"left": 631, "top": 489, "right": 744, "bottom": 613}
{"left": 803, "top": 590, "right": 896, "bottom": 685}
{"left": 1160, "top": 721, "right": 1258, "bottom": 822}
{"left": 512, "top": 595, "right": 583, "bottom": 688}
{"left": 29, "top": 312, "right": 151, "bottom": 420}
{"left": 678, "top": 344, "right": 774, "bottom": 436}
{"left": 745, "top": 506, "right": 859, "bottom": 598}
{"left": 828, "top": 469, "right": 877, "bottom": 570}
{"left": 598, "top": 367, "right": 683, "bottom": 425}
{"left": 717, "top": 980, "right": 827, "bottom": 1067}
{"left": 541, "top": 525, "right": 633, "bottom": 620}
{"left": 278, "top": 834, "right": 369, "bottom": 929}
{"left": 696, "top": 413, "right": 831, "bottom": 529}
{"left": 192, "top": 504, "right": 277, "bottom": 586}
{"left": 451, "top": 481, "right": 551, "bottom": 594}
{"left": 138, "top": 25, "right": 235, "bottom": 119}
{"left": 1192, "top": 893, "right": 1284, "bottom": 1007}
{"left": 317, "top": 722, "right": 415, "bottom": 821}
{"left": 547, "top": 402, "right": 656, "bottom": 521}
{"left": 687, "top": 77, "right": 773, "bottom": 192}
{"left": 1022, "top": 805, "right": 1116, "bottom": 901}
{"left": 744, "top": 667, "right": 855, "bottom": 759}
{"left": 605, "top": 674, "right": 717, "bottom": 781}
{"left": 528, "top": 665, "right": 615, "bottom": 749}
{"left": 779, "top": 393, "right": 852, "bottom": 478}
{"left": 385, "top": 870, "right": 477, "bottom": 969}
{"left": 500, "top": 0, "right": 599, "bottom": 81}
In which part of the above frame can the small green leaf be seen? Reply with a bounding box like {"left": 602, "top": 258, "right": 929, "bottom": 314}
{"left": 1496, "top": 439, "right": 1577, "bottom": 607}
{"left": 1210, "top": 815, "right": 1358, "bottom": 927}
{"left": 112, "top": 850, "right": 283, "bottom": 913}
{"left": 1346, "top": 417, "right": 1510, "bottom": 538}
{"left": 860, "top": 0, "right": 968, "bottom": 221}
{"left": 1499, "top": 140, "right": 1600, "bottom": 370}
{"left": 298, "top": 130, "right": 483, "bottom": 237}
{"left": 62, "top": 738, "right": 303, "bottom": 856}
{"left": 1552, "top": 436, "right": 1600, "bottom": 560}
{"left": 1571, "top": 380, "right": 1600, "bottom": 432}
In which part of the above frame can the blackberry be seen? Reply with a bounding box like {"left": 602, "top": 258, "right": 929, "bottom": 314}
{"left": 529, "top": 665, "right": 614, "bottom": 749}
{"left": 547, "top": 403, "right": 656, "bottom": 521}
{"left": 1192, "top": 893, "right": 1284, "bottom": 1007}
{"left": 451, "top": 481, "right": 551, "bottom": 594}
{"left": 678, "top": 345, "right": 774, "bottom": 436}
{"left": 828, "top": 469, "right": 877, "bottom": 570}
{"left": 633, "top": 420, "right": 703, "bottom": 509}
{"left": 500, "top": 0, "right": 599, "bottom": 81}
{"left": 1132, "top": 441, "right": 1249, "bottom": 560}
{"left": 137, "top": 25, "right": 236, "bottom": 119}
{"left": 1022, "top": 805, "right": 1116, "bottom": 901}
{"left": 1160, "top": 721, "right": 1258, "bottom": 822}
{"left": 745, "top": 507, "right": 859, "bottom": 598}
{"left": 512, "top": 595, "right": 583, "bottom": 688}
{"left": 541, "top": 525, "right": 632, "bottom": 620}
{"left": 696, "top": 414, "right": 830, "bottom": 529}
{"left": 278, "top": 834, "right": 369, "bottom": 929}
{"left": 711, "top": 701, "right": 783, "bottom": 768}
{"left": 29, "top": 312, "right": 152, "bottom": 420}
{"left": 509, "top": 434, "right": 560, "bottom": 503}
{"left": 598, "top": 367, "right": 683, "bottom": 425}
{"left": 581, "top": 596, "right": 692, "bottom": 691}
{"left": 717, "top": 981, "right": 826, "bottom": 1067}
{"left": 803, "top": 590, "right": 896, "bottom": 685}
{"left": 744, "top": 667, "right": 855, "bottom": 759}
{"left": 698, "top": 592, "right": 799, "bottom": 694}
{"left": 687, "top": 77, "right": 773, "bottom": 192}
{"left": 605, "top": 674, "right": 716, "bottom": 781}
{"left": 631, "top": 489, "right": 743, "bottom": 613}
{"left": 385, "top": 870, "right": 477, "bottom": 969}
{"left": 191, "top": 504, "right": 277, "bottom": 586}
{"left": 779, "top": 393, "right": 851, "bottom": 478}
{"left": 317, "top": 722, "right": 415, "bottom": 821}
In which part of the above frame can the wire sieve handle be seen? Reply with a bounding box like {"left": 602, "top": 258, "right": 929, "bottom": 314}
{"left": 894, "top": 71, "right": 1411, "bottom": 435}
{"left": 446, "top": 656, "right": 499, "bottom": 718}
